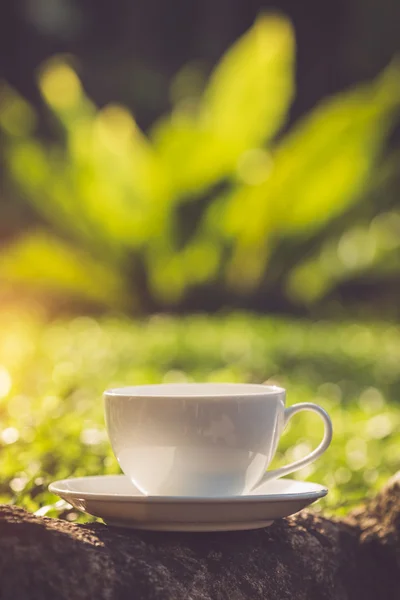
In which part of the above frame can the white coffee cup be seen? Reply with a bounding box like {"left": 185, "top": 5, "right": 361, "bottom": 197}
{"left": 104, "top": 383, "right": 332, "bottom": 497}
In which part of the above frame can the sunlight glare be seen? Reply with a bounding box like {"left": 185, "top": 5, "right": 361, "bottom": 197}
{"left": 0, "top": 366, "right": 12, "bottom": 398}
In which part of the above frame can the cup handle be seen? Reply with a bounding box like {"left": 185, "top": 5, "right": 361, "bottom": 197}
{"left": 251, "top": 403, "right": 333, "bottom": 491}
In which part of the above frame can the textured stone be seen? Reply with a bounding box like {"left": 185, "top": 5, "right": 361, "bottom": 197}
{"left": 0, "top": 473, "right": 399, "bottom": 600}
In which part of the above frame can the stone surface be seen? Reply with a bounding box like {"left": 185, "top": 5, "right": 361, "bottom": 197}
{"left": 0, "top": 473, "right": 399, "bottom": 600}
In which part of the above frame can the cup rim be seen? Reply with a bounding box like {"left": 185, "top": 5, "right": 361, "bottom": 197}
{"left": 103, "top": 382, "right": 285, "bottom": 399}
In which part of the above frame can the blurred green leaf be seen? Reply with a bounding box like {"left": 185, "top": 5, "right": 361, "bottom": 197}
{"left": 151, "top": 14, "right": 294, "bottom": 196}
{"left": 38, "top": 56, "right": 92, "bottom": 121}
{"left": 0, "top": 84, "right": 36, "bottom": 137}
{"left": 274, "top": 63, "right": 400, "bottom": 232}
{"left": 146, "top": 235, "right": 221, "bottom": 302}
{"left": 202, "top": 13, "right": 294, "bottom": 153}
{"left": 151, "top": 112, "right": 227, "bottom": 196}
{"left": 0, "top": 231, "right": 131, "bottom": 310}
{"left": 5, "top": 118, "right": 165, "bottom": 254}
{"left": 220, "top": 63, "right": 400, "bottom": 289}
{"left": 35, "top": 58, "right": 168, "bottom": 250}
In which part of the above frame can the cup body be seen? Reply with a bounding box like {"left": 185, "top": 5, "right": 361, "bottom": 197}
{"left": 104, "top": 383, "right": 286, "bottom": 497}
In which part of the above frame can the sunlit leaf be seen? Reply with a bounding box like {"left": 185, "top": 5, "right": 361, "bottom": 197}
{"left": 38, "top": 56, "right": 89, "bottom": 117}
{"left": 0, "top": 84, "right": 36, "bottom": 136}
{"left": 151, "top": 14, "right": 294, "bottom": 196}
{"left": 202, "top": 13, "right": 294, "bottom": 152}
{"left": 0, "top": 231, "right": 131, "bottom": 310}
{"left": 146, "top": 235, "right": 221, "bottom": 301}
{"left": 37, "top": 60, "right": 169, "bottom": 247}
{"left": 220, "top": 63, "right": 400, "bottom": 289}
{"left": 150, "top": 108, "right": 227, "bottom": 195}
{"left": 5, "top": 127, "right": 165, "bottom": 253}
{"left": 272, "top": 63, "right": 400, "bottom": 232}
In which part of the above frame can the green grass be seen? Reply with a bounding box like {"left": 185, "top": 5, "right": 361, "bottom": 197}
{"left": 0, "top": 310, "right": 399, "bottom": 522}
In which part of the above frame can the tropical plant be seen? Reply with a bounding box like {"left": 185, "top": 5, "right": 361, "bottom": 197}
{"left": 0, "top": 14, "right": 399, "bottom": 312}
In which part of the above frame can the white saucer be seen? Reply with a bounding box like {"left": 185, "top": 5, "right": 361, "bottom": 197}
{"left": 49, "top": 475, "right": 327, "bottom": 532}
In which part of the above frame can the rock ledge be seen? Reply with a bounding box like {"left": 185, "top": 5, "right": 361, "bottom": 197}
{"left": 0, "top": 473, "right": 399, "bottom": 600}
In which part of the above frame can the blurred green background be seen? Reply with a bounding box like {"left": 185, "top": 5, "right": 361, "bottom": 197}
{"left": 0, "top": 1, "right": 399, "bottom": 521}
